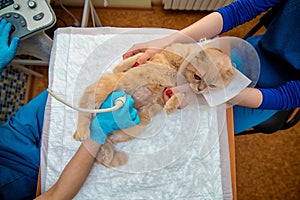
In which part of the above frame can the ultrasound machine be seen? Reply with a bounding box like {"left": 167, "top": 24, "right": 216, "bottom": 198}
{"left": 0, "top": 0, "right": 56, "bottom": 76}
{"left": 0, "top": 0, "right": 55, "bottom": 39}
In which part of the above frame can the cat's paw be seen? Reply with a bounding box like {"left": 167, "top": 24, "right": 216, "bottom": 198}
{"left": 95, "top": 141, "right": 128, "bottom": 167}
{"left": 164, "top": 104, "right": 177, "bottom": 114}
{"left": 96, "top": 141, "right": 114, "bottom": 166}
{"left": 110, "top": 151, "right": 128, "bottom": 167}
{"left": 73, "top": 127, "right": 90, "bottom": 141}
{"left": 164, "top": 93, "right": 184, "bottom": 114}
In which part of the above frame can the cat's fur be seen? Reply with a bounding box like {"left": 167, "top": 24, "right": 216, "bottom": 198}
{"left": 73, "top": 43, "right": 235, "bottom": 168}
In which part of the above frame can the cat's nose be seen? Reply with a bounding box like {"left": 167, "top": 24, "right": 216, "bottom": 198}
{"left": 198, "top": 85, "right": 205, "bottom": 92}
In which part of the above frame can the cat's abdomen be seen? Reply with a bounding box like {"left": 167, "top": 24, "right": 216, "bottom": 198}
{"left": 114, "top": 64, "right": 177, "bottom": 93}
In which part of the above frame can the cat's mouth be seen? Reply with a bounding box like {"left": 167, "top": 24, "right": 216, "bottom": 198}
{"left": 189, "top": 83, "right": 206, "bottom": 94}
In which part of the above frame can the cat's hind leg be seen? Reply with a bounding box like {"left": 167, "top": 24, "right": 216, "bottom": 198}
{"left": 73, "top": 73, "right": 123, "bottom": 141}
{"left": 95, "top": 140, "right": 128, "bottom": 167}
{"left": 73, "top": 82, "right": 98, "bottom": 141}
{"left": 108, "top": 108, "right": 151, "bottom": 143}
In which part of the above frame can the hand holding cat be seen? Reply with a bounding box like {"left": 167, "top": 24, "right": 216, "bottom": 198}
{"left": 123, "top": 37, "right": 170, "bottom": 64}
{"left": 0, "top": 19, "right": 19, "bottom": 74}
{"left": 90, "top": 91, "right": 140, "bottom": 144}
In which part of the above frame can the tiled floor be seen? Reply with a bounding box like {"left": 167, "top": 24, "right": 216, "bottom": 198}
{"left": 0, "top": 66, "right": 28, "bottom": 123}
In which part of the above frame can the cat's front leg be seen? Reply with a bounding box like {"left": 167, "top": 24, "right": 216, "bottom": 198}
{"left": 74, "top": 74, "right": 122, "bottom": 141}
{"left": 113, "top": 53, "right": 143, "bottom": 73}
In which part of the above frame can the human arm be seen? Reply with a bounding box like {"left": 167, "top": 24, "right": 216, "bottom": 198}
{"left": 35, "top": 140, "right": 100, "bottom": 200}
{"left": 123, "top": 0, "right": 282, "bottom": 64}
{"left": 215, "top": 0, "right": 282, "bottom": 33}
{"left": 123, "top": 12, "right": 224, "bottom": 64}
{"left": 0, "top": 19, "right": 19, "bottom": 75}
{"left": 36, "top": 91, "right": 139, "bottom": 198}
{"left": 229, "top": 80, "right": 300, "bottom": 109}
{"left": 162, "top": 80, "right": 299, "bottom": 110}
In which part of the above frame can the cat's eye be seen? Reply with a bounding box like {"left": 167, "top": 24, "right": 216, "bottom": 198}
{"left": 208, "top": 84, "right": 217, "bottom": 88}
{"left": 194, "top": 74, "right": 201, "bottom": 80}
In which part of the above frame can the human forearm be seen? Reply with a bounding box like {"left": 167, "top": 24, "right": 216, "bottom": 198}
{"left": 229, "top": 81, "right": 300, "bottom": 109}
{"left": 258, "top": 81, "right": 300, "bottom": 109}
{"left": 151, "top": 12, "right": 223, "bottom": 46}
{"left": 123, "top": 12, "right": 223, "bottom": 63}
{"left": 165, "top": 12, "right": 223, "bottom": 45}
{"left": 228, "top": 87, "right": 263, "bottom": 108}
{"left": 215, "top": 0, "right": 282, "bottom": 33}
{"left": 36, "top": 140, "right": 101, "bottom": 200}
{"left": 179, "top": 12, "right": 223, "bottom": 42}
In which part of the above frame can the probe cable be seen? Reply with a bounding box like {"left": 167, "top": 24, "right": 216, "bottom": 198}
{"left": 47, "top": 88, "right": 126, "bottom": 113}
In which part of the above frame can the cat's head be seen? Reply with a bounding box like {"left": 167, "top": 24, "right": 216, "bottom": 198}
{"left": 180, "top": 47, "right": 235, "bottom": 94}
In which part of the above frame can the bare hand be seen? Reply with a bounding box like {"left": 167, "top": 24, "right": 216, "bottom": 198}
{"left": 122, "top": 37, "right": 172, "bottom": 64}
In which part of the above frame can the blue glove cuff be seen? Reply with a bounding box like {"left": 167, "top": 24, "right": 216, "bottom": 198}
{"left": 90, "top": 118, "right": 109, "bottom": 144}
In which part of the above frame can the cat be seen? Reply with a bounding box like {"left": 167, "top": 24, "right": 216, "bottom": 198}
{"left": 73, "top": 43, "right": 235, "bottom": 168}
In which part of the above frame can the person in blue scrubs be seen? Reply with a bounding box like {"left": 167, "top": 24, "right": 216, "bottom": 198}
{"left": 123, "top": 0, "right": 300, "bottom": 134}
{"left": 0, "top": 19, "right": 140, "bottom": 199}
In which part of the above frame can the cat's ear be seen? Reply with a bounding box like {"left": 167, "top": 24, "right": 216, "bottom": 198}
{"left": 179, "top": 47, "right": 210, "bottom": 75}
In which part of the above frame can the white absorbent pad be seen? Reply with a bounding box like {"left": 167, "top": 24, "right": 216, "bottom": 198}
{"left": 42, "top": 27, "right": 233, "bottom": 199}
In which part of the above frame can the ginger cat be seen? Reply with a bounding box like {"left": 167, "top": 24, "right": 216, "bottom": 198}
{"left": 73, "top": 43, "right": 235, "bottom": 168}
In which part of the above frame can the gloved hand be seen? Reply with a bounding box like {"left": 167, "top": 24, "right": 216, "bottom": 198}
{"left": 0, "top": 19, "right": 19, "bottom": 74}
{"left": 90, "top": 91, "right": 140, "bottom": 144}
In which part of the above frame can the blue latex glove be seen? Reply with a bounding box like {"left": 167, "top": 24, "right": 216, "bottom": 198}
{"left": 90, "top": 91, "right": 140, "bottom": 144}
{"left": 0, "top": 19, "right": 19, "bottom": 74}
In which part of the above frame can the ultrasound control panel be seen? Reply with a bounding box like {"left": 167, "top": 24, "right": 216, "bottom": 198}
{"left": 0, "top": 0, "right": 56, "bottom": 40}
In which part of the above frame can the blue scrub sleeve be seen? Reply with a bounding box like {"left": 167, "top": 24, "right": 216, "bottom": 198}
{"left": 258, "top": 80, "right": 300, "bottom": 110}
{"left": 215, "top": 0, "right": 282, "bottom": 33}
{"left": 0, "top": 90, "right": 48, "bottom": 199}
{"left": 233, "top": 105, "right": 277, "bottom": 134}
